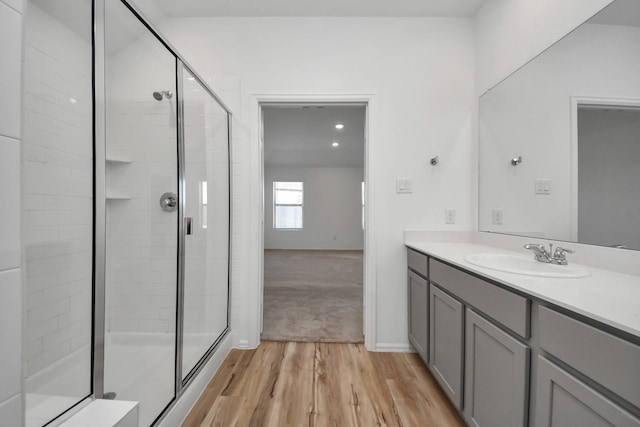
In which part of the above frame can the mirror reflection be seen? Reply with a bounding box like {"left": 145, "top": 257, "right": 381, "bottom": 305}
{"left": 478, "top": 0, "right": 640, "bottom": 250}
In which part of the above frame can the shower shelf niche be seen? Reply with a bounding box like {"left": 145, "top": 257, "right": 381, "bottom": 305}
{"left": 106, "top": 156, "right": 132, "bottom": 164}
{"left": 106, "top": 192, "right": 131, "bottom": 200}
{"left": 106, "top": 154, "right": 132, "bottom": 200}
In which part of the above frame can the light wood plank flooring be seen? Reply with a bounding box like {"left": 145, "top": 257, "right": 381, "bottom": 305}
{"left": 182, "top": 341, "right": 465, "bottom": 427}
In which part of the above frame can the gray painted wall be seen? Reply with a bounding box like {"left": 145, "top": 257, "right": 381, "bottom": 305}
{"left": 264, "top": 166, "right": 364, "bottom": 250}
{"left": 578, "top": 108, "right": 640, "bottom": 250}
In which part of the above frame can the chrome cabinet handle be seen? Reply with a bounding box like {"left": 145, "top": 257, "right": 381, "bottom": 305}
{"left": 185, "top": 217, "right": 193, "bottom": 235}
{"left": 159, "top": 192, "right": 177, "bottom": 212}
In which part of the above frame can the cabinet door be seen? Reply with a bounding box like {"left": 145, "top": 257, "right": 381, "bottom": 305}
{"left": 535, "top": 357, "right": 640, "bottom": 427}
{"left": 408, "top": 270, "right": 428, "bottom": 363}
{"left": 464, "top": 309, "right": 529, "bottom": 427}
{"left": 429, "top": 284, "right": 464, "bottom": 409}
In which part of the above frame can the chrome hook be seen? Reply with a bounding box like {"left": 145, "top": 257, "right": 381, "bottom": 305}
{"left": 430, "top": 156, "right": 439, "bottom": 166}
{"left": 511, "top": 156, "right": 522, "bottom": 166}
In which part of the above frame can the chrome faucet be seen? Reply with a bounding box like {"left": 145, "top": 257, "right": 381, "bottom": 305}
{"left": 551, "top": 246, "right": 574, "bottom": 265}
{"left": 524, "top": 243, "right": 552, "bottom": 263}
{"left": 524, "top": 243, "right": 574, "bottom": 265}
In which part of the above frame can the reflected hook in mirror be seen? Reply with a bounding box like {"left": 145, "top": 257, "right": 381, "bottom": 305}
{"left": 430, "top": 156, "right": 439, "bottom": 166}
{"left": 511, "top": 156, "right": 523, "bottom": 166}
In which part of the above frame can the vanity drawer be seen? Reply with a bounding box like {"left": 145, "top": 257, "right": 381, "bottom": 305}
{"left": 539, "top": 306, "right": 640, "bottom": 408}
{"left": 407, "top": 248, "right": 428, "bottom": 277}
{"left": 430, "top": 259, "right": 530, "bottom": 338}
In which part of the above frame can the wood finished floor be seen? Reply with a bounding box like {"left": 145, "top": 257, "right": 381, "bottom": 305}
{"left": 182, "top": 341, "right": 465, "bottom": 427}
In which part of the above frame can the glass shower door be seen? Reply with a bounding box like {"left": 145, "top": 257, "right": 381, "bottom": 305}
{"left": 104, "top": 1, "right": 178, "bottom": 425}
{"left": 180, "top": 67, "right": 231, "bottom": 380}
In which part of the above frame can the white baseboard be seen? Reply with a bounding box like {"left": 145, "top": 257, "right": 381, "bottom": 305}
{"left": 236, "top": 339, "right": 252, "bottom": 349}
{"left": 374, "top": 342, "right": 415, "bottom": 352}
{"left": 158, "top": 334, "right": 233, "bottom": 427}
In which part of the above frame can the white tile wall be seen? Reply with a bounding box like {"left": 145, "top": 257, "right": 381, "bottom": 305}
{"left": 105, "top": 97, "right": 178, "bottom": 334}
{"left": 22, "top": 3, "right": 93, "bottom": 423}
{"left": 0, "top": 1, "right": 22, "bottom": 139}
{"left": 0, "top": 0, "right": 23, "bottom": 425}
{"left": 0, "top": 136, "right": 21, "bottom": 270}
{"left": 0, "top": 270, "right": 21, "bottom": 403}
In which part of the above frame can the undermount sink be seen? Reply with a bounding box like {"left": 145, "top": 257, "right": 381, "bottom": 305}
{"left": 464, "top": 253, "right": 591, "bottom": 278}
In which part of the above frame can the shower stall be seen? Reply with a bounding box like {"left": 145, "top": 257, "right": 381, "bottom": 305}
{"left": 22, "top": 1, "right": 231, "bottom": 426}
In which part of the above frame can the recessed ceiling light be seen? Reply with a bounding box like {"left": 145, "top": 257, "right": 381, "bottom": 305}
{"left": 335, "top": 123, "right": 344, "bottom": 130}
{"left": 332, "top": 141, "right": 340, "bottom": 147}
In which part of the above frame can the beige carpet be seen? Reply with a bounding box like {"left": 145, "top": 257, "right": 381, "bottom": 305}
{"left": 261, "top": 250, "right": 364, "bottom": 343}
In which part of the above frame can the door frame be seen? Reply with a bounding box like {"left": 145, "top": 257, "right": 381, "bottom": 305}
{"left": 570, "top": 96, "right": 640, "bottom": 242}
{"left": 251, "top": 94, "right": 377, "bottom": 351}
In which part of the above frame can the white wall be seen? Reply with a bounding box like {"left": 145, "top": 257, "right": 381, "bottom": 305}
{"left": 578, "top": 109, "right": 640, "bottom": 250}
{"left": 264, "top": 167, "right": 364, "bottom": 250}
{"left": 474, "top": 0, "right": 613, "bottom": 94}
{"left": 0, "top": 0, "right": 23, "bottom": 424}
{"left": 159, "top": 17, "right": 476, "bottom": 349}
{"left": 478, "top": 24, "right": 640, "bottom": 241}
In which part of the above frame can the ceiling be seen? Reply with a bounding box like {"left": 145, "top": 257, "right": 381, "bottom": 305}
{"left": 152, "top": 0, "right": 486, "bottom": 18}
{"left": 263, "top": 105, "right": 365, "bottom": 168}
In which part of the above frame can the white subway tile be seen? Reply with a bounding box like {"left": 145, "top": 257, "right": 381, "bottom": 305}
{"left": 0, "top": 136, "right": 21, "bottom": 270}
{"left": 27, "top": 298, "right": 70, "bottom": 326}
{"left": 0, "top": 2, "right": 21, "bottom": 139}
{"left": 0, "top": 269, "right": 21, "bottom": 402}
{"left": 27, "top": 340, "right": 70, "bottom": 375}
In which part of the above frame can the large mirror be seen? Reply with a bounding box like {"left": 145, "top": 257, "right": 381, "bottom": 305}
{"left": 478, "top": 0, "right": 640, "bottom": 250}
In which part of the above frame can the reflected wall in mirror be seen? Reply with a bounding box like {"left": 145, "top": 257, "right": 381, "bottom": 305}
{"left": 478, "top": 0, "right": 640, "bottom": 250}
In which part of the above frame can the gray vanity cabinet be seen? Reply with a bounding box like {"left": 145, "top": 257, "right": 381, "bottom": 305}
{"left": 464, "top": 309, "right": 529, "bottom": 427}
{"left": 535, "top": 357, "right": 640, "bottom": 427}
{"left": 407, "top": 248, "right": 429, "bottom": 363}
{"left": 429, "top": 284, "right": 464, "bottom": 410}
{"left": 405, "top": 247, "right": 640, "bottom": 427}
{"left": 408, "top": 270, "right": 428, "bottom": 363}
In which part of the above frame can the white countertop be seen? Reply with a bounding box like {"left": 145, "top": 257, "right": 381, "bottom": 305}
{"left": 406, "top": 241, "right": 640, "bottom": 339}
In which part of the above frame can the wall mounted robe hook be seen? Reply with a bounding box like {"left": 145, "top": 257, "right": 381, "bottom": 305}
{"left": 430, "top": 156, "right": 439, "bottom": 166}
{"left": 511, "top": 156, "right": 523, "bottom": 166}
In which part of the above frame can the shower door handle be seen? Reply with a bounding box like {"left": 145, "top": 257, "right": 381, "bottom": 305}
{"left": 185, "top": 217, "right": 193, "bottom": 235}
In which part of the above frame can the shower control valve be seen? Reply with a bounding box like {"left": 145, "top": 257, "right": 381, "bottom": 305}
{"left": 160, "top": 192, "right": 177, "bottom": 212}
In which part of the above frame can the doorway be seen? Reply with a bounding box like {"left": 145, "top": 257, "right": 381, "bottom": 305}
{"left": 260, "top": 104, "right": 366, "bottom": 343}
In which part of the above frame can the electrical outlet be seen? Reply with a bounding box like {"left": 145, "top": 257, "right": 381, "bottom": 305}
{"left": 492, "top": 209, "right": 503, "bottom": 225}
{"left": 445, "top": 209, "right": 456, "bottom": 224}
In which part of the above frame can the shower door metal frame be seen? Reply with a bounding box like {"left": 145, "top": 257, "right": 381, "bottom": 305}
{"left": 92, "top": 0, "right": 233, "bottom": 425}
{"left": 92, "top": 0, "right": 106, "bottom": 402}
{"left": 175, "top": 61, "right": 234, "bottom": 391}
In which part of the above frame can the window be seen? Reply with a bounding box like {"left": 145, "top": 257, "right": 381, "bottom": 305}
{"left": 201, "top": 181, "right": 208, "bottom": 229}
{"left": 362, "top": 181, "right": 365, "bottom": 229}
{"left": 274, "top": 181, "right": 303, "bottom": 229}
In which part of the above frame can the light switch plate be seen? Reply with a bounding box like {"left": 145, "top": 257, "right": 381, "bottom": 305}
{"left": 535, "top": 178, "right": 551, "bottom": 195}
{"left": 396, "top": 178, "right": 412, "bottom": 193}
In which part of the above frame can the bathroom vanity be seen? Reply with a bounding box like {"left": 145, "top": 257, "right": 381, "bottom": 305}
{"left": 406, "top": 241, "right": 640, "bottom": 427}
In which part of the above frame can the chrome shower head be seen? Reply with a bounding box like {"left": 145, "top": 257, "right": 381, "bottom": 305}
{"left": 152, "top": 90, "right": 173, "bottom": 101}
